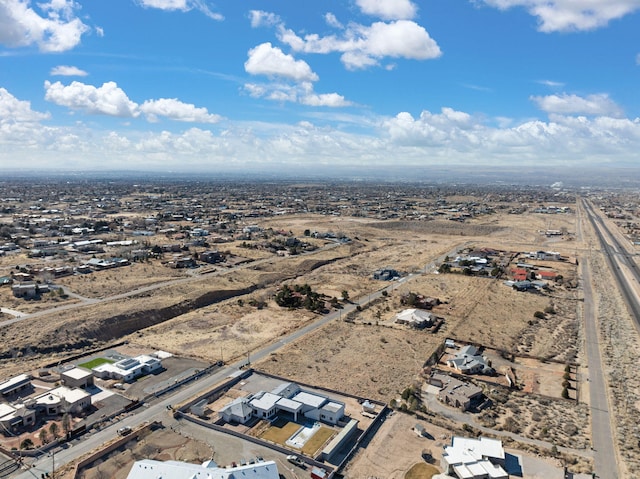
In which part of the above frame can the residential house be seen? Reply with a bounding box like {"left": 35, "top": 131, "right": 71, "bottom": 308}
{"left": 441, "top": 436, "right": 508, "bottom": 479}
{"left": 126, "top": 458, "right": 279, "bottom": 479}
{"left": 200, "top": 250, "right": 223, "bottom": 264}
{"left": 219, "top": 381, "right": 345, "bottom": 426}
{"left": 11, "top": 282, "right": 40, "bottom": 299}
{"left": 395, "top": 308, "right": 434, "bottom": 329}
{"left": 61, "top": 367, "right": 94, "bottom": 389}
{"left": 218, "top": 397, "right": 254, "bottom": 424}
{"left": 0, "top": 403, "right": 36, "bottom": 433}
{"left": 430, "top": 373, "right": 484, "bottom": 412}
{"left": 0, "top": 374, "right": 32, "bottom": 397}
{"left": 447, "top": 345, "right": 495, "bottom": 375}
{"left": 93, "top": 355, "right": 162, "bottom": 383}
{"left": 536, "top": 270, "right": 557, "bottom": 281}
{"left": 34, "top": 386, "right": 91, "bottom": 415}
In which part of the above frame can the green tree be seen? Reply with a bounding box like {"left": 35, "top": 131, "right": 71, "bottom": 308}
{"left": 49, "top": 422, "right": 59, "bottom": 439}
{"left": 20, "top": 438, "right": 34, "bottom": 450}
{"left": 39, "top": 429, "right": 48, "bottom": 445}
{"left": 62, "top": 413, "right": 71, "bottom": 434}
{"left": 341, "top": 290, "right": 349, "bottom": 301}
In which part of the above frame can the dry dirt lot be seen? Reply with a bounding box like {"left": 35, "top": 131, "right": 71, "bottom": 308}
{"left": 343, "top": 411, "right": 452, "bottom": 479}
{"left": 56, "top": 262, "right": 188, "bottom": 298}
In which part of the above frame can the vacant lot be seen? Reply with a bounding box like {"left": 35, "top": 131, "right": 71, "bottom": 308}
{"left": 56, "top": 262, "right": 188, "bottom": 298}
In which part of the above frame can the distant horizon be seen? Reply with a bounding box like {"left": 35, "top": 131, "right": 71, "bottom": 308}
{"left": 1, "top": 165, "right": 640, "bottom": 188}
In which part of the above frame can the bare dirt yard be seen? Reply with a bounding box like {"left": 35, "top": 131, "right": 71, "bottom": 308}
{"left": 343, "top": 412, "right": 452, "bottom": 479}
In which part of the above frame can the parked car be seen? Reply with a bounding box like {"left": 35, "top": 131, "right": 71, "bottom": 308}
{"left": 286, "top": 455, "right": 305, "bottom": 467}
{"left": 117, "top": 426, "right": 132, "bottom": 436}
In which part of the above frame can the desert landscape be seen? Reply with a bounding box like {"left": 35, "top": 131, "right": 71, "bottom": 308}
{"left": 1, "top": 179, "right": 638, "bottom": 479}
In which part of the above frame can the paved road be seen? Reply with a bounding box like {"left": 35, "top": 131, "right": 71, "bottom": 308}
{"left": 0, "top": 307, "right": 24, "bottom": 318}
{"left": 578, "top": 200, "right": 620, "bottom": 479}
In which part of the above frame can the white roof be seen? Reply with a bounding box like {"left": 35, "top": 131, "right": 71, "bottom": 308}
{"left": 0, "top": 403, "right": 16, "bottom": 418}
{"left": 292, "top": 391, "right": 327, "bottom": 409}
{"left": 444, "top": 437, "right": 508, "bottom": 479}
{"left": 126, "top": 459, "right": 280, "bottom": 479}
{"left": 0, "top": 374, "right": 31, "bottom": 392}
{"left": 276, "top": 397, "right": 303, "bottom": 412}
{"left": 250, "top": 392, "right": 281, "bottom": 411}
{"left": 451, "top": 436, "right": 505, "bottom": 461}
{"left": 452, "top": 464, "right": 475, "bottom": 479}
{"left": 63, "top": 367, "right": 93, "bottom": 380}
{"left": 35, "top": 386, "right": 90, "bottom": 406}
{"left": 322, "top": 401, "right": 343, "bottom": 413}
{"left": 395, "top": 308, "right": 432, "bottom": 324}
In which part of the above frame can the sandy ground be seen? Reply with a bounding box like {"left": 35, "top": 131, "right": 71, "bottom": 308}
{"left": 1, "top": 208, "right": 591, "bottom": 478}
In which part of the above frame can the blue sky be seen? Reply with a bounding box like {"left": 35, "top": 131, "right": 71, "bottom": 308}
{"left": 0, "top": 0, "right": 639, "bottom": 174}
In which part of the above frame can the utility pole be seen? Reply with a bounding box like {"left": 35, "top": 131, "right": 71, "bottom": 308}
{"left": 50, "top": 448, "right": 55, "bottom": 479}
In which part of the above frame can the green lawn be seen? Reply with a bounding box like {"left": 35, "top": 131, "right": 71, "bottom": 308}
{"left": 259, "top": 421, "right": 301, "bottom": 445}
{"left": 77, "top": 357, "right": 114, "bottom": 370}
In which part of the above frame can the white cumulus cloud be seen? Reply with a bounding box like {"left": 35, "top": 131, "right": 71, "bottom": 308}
{"left": 531, "top": 93, "right": 624, "bottom": 117}
{"left": 356, "top": 0, "right": 418, "bottom": 20}
{"left": 0, "top": 87, "right": 50, "bottom": 123}
{"left": 0, "top": 0, "right": 89, "bottom": 52}
{"left": 44, "top": 80, "right": 140, "bottom": 117}
{"left": 479, "top": 0, "right": 640, "bottom": 32}
{"left": 243, "top": 81, "right": 352, "bottom": 108}
{"left": 140, "top": 98, "right": 222, "bottom": 123}
{"left": 136, "top": 0, "right": 223, "bottom": 20}
{"left": 50, "top": 65, "right": 88, "bottom": 76}
{"left": 278, "top": 20, "right": 441, "bottom": 70}
{"left": 245, "top": 42, "right": 319, "bottom": 82}
{"left": 44, "top": 80, "right": 223, "bottom": 124}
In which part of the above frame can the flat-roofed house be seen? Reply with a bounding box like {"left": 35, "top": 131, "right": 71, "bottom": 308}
{"left": 395, "top": 308, "right": 434, "bottom": 328}
{"left": 441, "top": 436, "right": 508, "bottom": 479}
{"left": 93, "top": 355, "right": 162, "bottom": 383}
{"left": 34, "top": 386, "right": 91, "bottom": 415}
{"left": 61, "top": 367, "right": 94, "bottom": 389}
{"left": 126, "top": 458, "right": 280, "bottom": 479}
{"left": 0, "top": 374, "right": 32, "bottom": 397}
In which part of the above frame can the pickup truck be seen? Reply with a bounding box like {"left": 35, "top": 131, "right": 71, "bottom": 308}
{"left": 286, "top": 455, "right": 305, "bottom": 467}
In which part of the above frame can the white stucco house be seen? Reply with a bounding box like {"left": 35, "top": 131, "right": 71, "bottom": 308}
{"left": 92, "top": 355, "right": 162, "bottom": 383}
{"left": 126, "top": 458, "right": 279, "bottom": 479}
{"left": 395, "top": 308, "right": 434, "bottom": 328}
{"left": 441, "top": 436, "right": 508, "bottom": 479}
{"left": 219, "top": 381, "right": 345, "bottom": 426}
